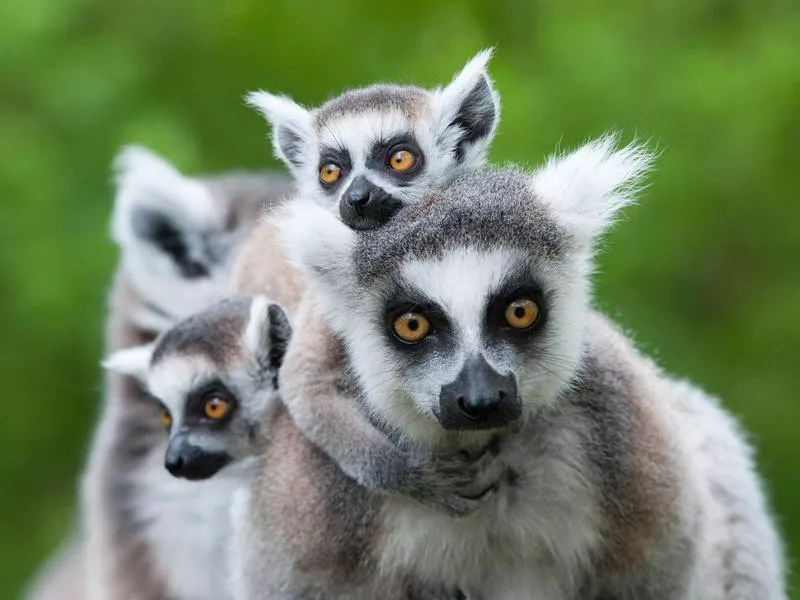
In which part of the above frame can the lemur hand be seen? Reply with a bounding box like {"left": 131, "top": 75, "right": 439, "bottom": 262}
{"left": 399, "top": 442, "right": 503, "bottom": 517}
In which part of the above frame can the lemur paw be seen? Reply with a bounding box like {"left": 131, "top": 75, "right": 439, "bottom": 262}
{"left": 402, "top": 443, "right": 503, "bottom": 517}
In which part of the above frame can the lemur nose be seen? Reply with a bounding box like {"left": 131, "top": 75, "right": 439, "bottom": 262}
{"left": 438, "top": 356, "right": 521, "bottom": 430}
{"left": 164, "top": 447, "right": 185, "bottom": 476}
{"left": 164, "top": 433, "right": 232, "bottom": 480}
{"left": 345, "top": 185, "right": 371, "bottom": 208}
{"left": 339, "top": 175, "right": 402, "bottom": 230}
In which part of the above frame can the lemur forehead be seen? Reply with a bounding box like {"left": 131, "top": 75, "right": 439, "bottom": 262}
{"left": 148, "top": 353, "right": 218, "bottom": 412}
{"left": 151, "top": 296, "right": 252, "bottom": 367}
{"left": 314, "top": 84, "right": 429, "bottom": 128}
{"left": 353, "top": 168, "right": 567, "bottom": 284}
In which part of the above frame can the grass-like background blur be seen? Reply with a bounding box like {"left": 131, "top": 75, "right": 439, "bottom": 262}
{"left": 1, "top": 0, "right": 798, "bottom": 597}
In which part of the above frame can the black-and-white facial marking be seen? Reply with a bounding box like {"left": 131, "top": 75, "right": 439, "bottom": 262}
{"left": 282, "top": 136, "right": 652, "bottom": 445}
{"left": 112, "top": 146, "right": 293, "bottom": 332}
{"left": 104, "top": 296, "right": 292, "bottom": 480}
{"left": 246, "top": 49, "right": 499, "bottom": 231}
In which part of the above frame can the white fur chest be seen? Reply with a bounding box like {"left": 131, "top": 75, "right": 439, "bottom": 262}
{"left": 133, "top": 445, "right": 242, "bottom": 600}
{"left": 378, "top": 428, "right": 604, "bottom": 599}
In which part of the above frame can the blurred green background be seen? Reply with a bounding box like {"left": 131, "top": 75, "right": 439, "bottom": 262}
{"left": 1, "top": 0, "right": 798, "bottom": 597}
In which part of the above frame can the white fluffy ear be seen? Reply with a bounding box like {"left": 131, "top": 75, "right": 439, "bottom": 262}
{"left": 102, "top": 344, "right": 155, "bottom": 381}
{"left": 245, "top": 91, "right": 315, "bottom": 173}
{"left": 532, "top": 135, "right": 654, "bottom": 246}
{"left": 244, "top": 296, "right": 292, "bottom": 373}
{"left": 112, "top": 146, "right": 221, "bottom": 248}
{"left": 433, "top": 48, "right": 500, "bottom": 167}
{"left": 277, "top": 200, "right": 357, "bottom": 293}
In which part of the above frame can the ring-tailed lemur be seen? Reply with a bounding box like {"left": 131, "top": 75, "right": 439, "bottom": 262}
{"left": 23, "top": 147, "right": 293, "bottom": 600}
{"left": 100, "top": 295, "right": 292, "bottom": 599}
{"left": 233, "top": 139, "right": 786, "bottom": 599}
{"left": 231, "top": 50, "right": 505, "bottom": 514}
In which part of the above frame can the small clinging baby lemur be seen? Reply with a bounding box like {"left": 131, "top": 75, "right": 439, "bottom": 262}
{"left": 244, "top": 49, "right": 499, "bottom": 229}
{"left": 232, "top": 139, "right": 786, "bottom": 599}
{"left": 232, "top": 50, "right": 505, "bottom": 514}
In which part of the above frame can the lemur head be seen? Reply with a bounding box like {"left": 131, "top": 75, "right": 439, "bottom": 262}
{"left": 246, "top": 50, "right": 499, "bottom": 230}
{"left": 104, "top": 296, "right": 292, "bottom": 480}
{"left": 112, "top": 145, "right": 292, "bottom": 332}
{"left": 281, "top": 136, "right": 652, "bottom": 446}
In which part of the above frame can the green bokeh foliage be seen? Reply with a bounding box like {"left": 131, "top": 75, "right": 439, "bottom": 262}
{"left": 0, "top": 0, "right": 797, "bottom": 597}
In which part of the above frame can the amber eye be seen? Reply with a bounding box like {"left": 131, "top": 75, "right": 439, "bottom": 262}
{"left": 203, "top": 396, "right": 232, "bottom": 421}
{"left": 159, "top": 408, "right": 172, "bottom": 429}
{"left": 392, "top": 312, "right": 431, "bottom": 343}
{"left": 388, "top": 149, "right": 417, "bottom": 172}
{"left": 504, "top": 299, "right": 540, "bottom": 329}
{"left": 319, "top": 163, "right": 342, "bottom": 185}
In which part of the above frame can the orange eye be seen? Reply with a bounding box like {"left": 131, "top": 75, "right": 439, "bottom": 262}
{"left": 392, "top": 312, "right": 431, "bottom": 343}
{"left": 160, "top": 408, "right": 172, "bottom": 429}
{"left": 504, "top": 299, "right": 540, "bottom": 329}
{"left": 388, "top": 149, "right": 416, "bottom": 172}
{"left": 203, "top": 396, "right": 232, "bottom": 421}
{"left": 319, "top": 163, "right": 342, "bottom": 185}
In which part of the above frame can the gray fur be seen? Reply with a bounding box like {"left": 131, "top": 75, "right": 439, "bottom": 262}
{"left": 352, "top": 166, "right": 566, "bottom": 284}
{"left": 151, "top": 296, "right": 252, "bottom": 367}
{"left": 315, "top": 84, "right": 429, "bottom": 124}
{"left": 234, "top": 162, "right": 786, "bottom": 598}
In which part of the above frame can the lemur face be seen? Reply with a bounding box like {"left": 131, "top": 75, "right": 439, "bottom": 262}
{"left": 104, "top": 296, "right": 292, "bottom": 480}
{"left": 247, "top": 50, "right": 499, "bottom": 230}
{"left": 283, "top": 137, "right": 652, "bottom": 444}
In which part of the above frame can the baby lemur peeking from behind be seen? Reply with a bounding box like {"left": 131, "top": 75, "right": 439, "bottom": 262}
{"left": 232, "top": 51, "right": 505, "bottom": 514}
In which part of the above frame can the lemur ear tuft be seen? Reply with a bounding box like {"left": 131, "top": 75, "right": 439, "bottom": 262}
{"left": 434, "top": 48, "right": 500, "bottom": 167}
{"left": 244, "top": 296, "right": 293, "bottom": 372}
{"left": 245, "top": 91, "right": 314, "bottom": 173}
{"left": 112, "top": 145, "right": 221, "bottom": 282}
{"left": 102, "top": 344, "right": 155, "bottom": 382}
{"left": 532, "top": 134, "right": 655, "bottom": 247}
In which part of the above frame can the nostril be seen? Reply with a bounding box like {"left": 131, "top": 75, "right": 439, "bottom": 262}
{"left": 346, "top": 190, "right": 370, "bottom": 208}
{"left": 166, "top": 456, "right": 183, "bottom": 474}
{"left": 457, "top": 396, "right": 495, "bottom": 420}
{"left": 498, "top": 390, "right": 506, "bottom": 400}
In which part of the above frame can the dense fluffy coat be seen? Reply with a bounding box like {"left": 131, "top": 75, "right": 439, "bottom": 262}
{"left": 233, "top": 143, "right": 786, "bottom": 599}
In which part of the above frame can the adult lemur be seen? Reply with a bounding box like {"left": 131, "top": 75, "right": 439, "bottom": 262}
{"left": 232, "top": 140, "right": 786, "bottom": 599}
{"left": 25, "top": 147, "right": 293, "bottom": 600}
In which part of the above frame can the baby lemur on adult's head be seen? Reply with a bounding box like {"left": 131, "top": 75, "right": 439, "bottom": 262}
{"left": 232, "top": 140, "right": 785, "bottom": 599}
{"left": 246, "top": 49, "right": 499, "bottom": 230}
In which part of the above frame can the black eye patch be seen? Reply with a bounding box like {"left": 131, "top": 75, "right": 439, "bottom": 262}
{"left": 366, "top": 134, "right": 425, "bottom": 184}
{"left": 317, "top": 146, "right": 352, "bottom": 191}
{"left": 184, "top": 378, "right": 238, "bottom": 427}
{"left": 484, "top": 273, "right": 549, "bottom": 346}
